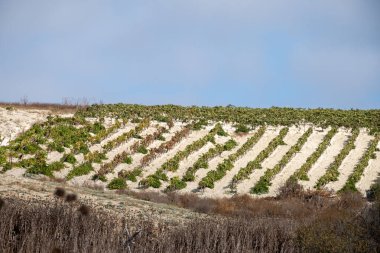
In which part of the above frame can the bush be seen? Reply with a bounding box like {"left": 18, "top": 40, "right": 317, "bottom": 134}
{"left": 61, "top": 153, "right": 76, "bottom": 164}
{"left": 235, "top": 124, "right": 249, "bottom": 133}
{"left": 166, "top": 176, "right": 187, "bottom": 192}
{"left": 66, "top": 162, "right": 93, "bottom": 180}
{"left": 137, "top": 146, "right": 148, "bottom": 154}
{"left": 92, "top": 174, "right": 107, "bottom": 182}
{"left": 107, "top": 178, "right": 127, "bottom": 190}
{"left": 123, "top": 155, "right": 133, "bottom": 164}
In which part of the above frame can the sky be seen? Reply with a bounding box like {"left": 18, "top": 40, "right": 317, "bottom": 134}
{"left": 0, "top": 1, "right": 379, "bottom": 109}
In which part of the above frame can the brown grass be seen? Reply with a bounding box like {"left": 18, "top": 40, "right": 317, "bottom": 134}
{"left": 0, "top": 102, "right": 79, "bottom": 114}
{"left": 1, "top": 182, "right": 380, "bottom": 252}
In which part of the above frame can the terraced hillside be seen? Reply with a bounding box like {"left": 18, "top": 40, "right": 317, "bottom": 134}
{"left": 1, "top": 104, "right": 380, "bottom": 197}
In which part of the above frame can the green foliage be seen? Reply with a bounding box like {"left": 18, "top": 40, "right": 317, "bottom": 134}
{"left": 193, "top": 119, "right": 208, "bottom": 130}
{"left": 66, "top": 162, "right": 93, "bottom": 180}
{"left": 139, "top": 169, "right": 168, "bottom": 188}
{"left": 292, "top": 127, "right": 338, "bottom": 181}
{"left": 61, "top": 153, "right": 76, "bottom": 164}
{"left": 76, "top": 104, "right": 380, "bottom": 133}
{"left": 119, "top": 168, "right": 142, "bottom": 182}
{"left": 235, "top": 124, "right": 250, "bottom": 133}
{"left": 182, "top": 139, "right": 238, "bottom": 183}
{"left": 339, "top": 135, "right": 379, "bottom": 193}
{"left": 92, "top": 174, "right": 107, "bottom": 182}
{"left": 102, "top": 119, "right": 150, "bottom": 151}
{"left": 90, "top": 122, "right": 105, "bottom": 134}
{"left": 223, "top": 139, "right": 237, "bottom": 150}
{"left": 137, "top": 145, "right": 148, "bottom": 154}
{"left": 233, "top": 127, "right": 289, "bottom": 184}
{"left": 0, "top": 147, "right": 7, "bottom": 166}
{"left": 123, "top": 155, "right": 133, "bottom": 164}
{"left": 214, "top": 123, "right": 228, "bottom": 136}
{"left": 199, "top": 126, "right": 267, "bottom": 189}
{"left": 107, "top": 177, "right": 127, "bottom": 190}
{"left": 166, "top": 176, "right": 187, "bottom": 192}
{"left": 315, "top": 128, "right": 360, "bottom": 189}
{"left": 86, "top": 151, "right": 107, "bottom": 163}
{"left": 160, "top": 125, "right": 220, "bottom": 172}
{"left": 156, "top": 134, "right": 166, "bottom": 141}
{"left": 139, "top": 175, "right": 161, "bottom": 188}
{"left": 251, "top": 128, "right": 312, "bottom": 194}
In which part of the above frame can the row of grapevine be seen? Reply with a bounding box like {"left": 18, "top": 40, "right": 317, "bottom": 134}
{"left": 118, "top": 125, "right": 191, "bottom": 182}
{"left": 315, "top": 128, "right": 360, "bottom": 189}
{"left": 77, "top": 104, "right": 380, "bottom": 132}
{"left": 66, "top": 119, "right": 150, "bottom": 180}
{"left": 339, "top": 135, "right": 379, "bottom": 192}
{"left": 198, "top": 126, "right": 267, "bottom": 189}
{"left": 231, "top": 127, "right": 291, "bottom": 187}
{"left": 251, "top": 128, "right": 313, "bottom": 194}
{"left": 159, "top": 123, "right": 224, "bottom": 173}
{"left": 59, "top": 120, "right": 124, "bottom": 166}
{"left": 139, "top": 124, "right": 225, "bottom": 188}
{"left": 97, "top": 125, "right": 168, "bottom": 176}
{"left": 139, "top": 125, "right": 191, "bottom": 167}
{"left": 101, "top": 119, "right": 150, "bottom": 152}
{"left": 290, "top": 127, "right": 338, "bottom": 181}
{"left": 183, "top": 139, "right": 238, "bottom": 182}
{"left": 165, "top": 139, "right": 238, "bottom": 191}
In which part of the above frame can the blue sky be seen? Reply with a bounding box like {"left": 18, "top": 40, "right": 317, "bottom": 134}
{"left": 0, "top": 1, "right": 379, "bottom": 108}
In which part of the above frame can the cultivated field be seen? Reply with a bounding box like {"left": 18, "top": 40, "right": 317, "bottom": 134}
{"left": 1, "top": 104, "right": 379, "bottom": 198}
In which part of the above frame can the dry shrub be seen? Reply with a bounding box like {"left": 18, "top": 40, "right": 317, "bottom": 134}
{"left": 54, "top": 187, "right": 66, "bottom": 198}
{"left": 132, "top": 217, "right": 298, "bottom": 253}
{"left": 0, "top": 197, "right": 128, "bottom": 252}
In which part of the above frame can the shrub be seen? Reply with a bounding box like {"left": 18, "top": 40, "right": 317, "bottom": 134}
{"left": 107, "top": 178, "right": 127, "bottom": 190}
{"left": 61, "top": 153, "right": 76, "bottom": 164}
{"left": 166, "top": 176, "right": 187, "bottom": 192}
{"left": 66, "top": 162, "right": 93, "bottom": 180}
{"left": 235, "top": 124, "right": 249, "bottom": 133}
{"left": 123, "top": 155, "right": 133, "bottom": 164}
{"left": 119, "top": 168, "right": 142, "bottom": 182}
{"left": 137, "top": 146, "right": 148, "bottom": 154}
{"left": 92, "top": 174, "right": 107, "bottom": 182}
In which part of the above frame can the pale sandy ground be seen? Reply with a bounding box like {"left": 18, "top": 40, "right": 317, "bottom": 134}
{"left": 46, "top": 151, "right": 64, "bottom": 164}
{"left": 182, "top": 132, "right": 252, "bottom": 194}
{"left": 265, "top": 127, "right": 328, "bottom": 197}
{"left": 128, "top": 126, "right": 212, "bottom": 190}
{"left": 236, "top": 126, "right": 303, "bottom": 195}
{"left": 356, "top": 141, "right": 380, "bottom": 195}
{"left": 0, "top": 173, "right": 204, "bottom": 225}
{"left": 0, "top": 107, "right": 73, "bottom": 146}
{"left": 300, "top": 128, "right": 349, "bottom": 190}
{"left": 325, "top": 129, "right": 373, "bottom": 192}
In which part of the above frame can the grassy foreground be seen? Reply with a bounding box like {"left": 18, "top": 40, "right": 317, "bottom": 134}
{"left": 1, "top": 180, "right": 380, "bottom": 253}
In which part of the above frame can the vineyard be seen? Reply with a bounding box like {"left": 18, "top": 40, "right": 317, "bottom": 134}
{"left": 1, "top": 104, "right": 380, "bottom": 198}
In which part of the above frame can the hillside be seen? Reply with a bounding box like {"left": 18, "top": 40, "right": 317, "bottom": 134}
{"left": 1, "top": 104, "right": 380, "bottom": 198}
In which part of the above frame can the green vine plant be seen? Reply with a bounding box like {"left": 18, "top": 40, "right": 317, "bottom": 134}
{"left": 339, "top": 134, "right": 379, "bottom": 192}
{"left": 231, "top": 127, "right": 293, "bottom": 192}
{"left": 139, "top": 123, "right": 225, "bottom": 189}
{"left": 198, "top": 126, "right": 268, "bottom": 189}
{"left": 165, "top": 139, "right": 238, "bottom": 192}
{"left": 315, "top": 128, "right": 360, "bottom": 189}
{"left": 251, "top": 128, "right": 313, "bottom": 195}
{"left": 290, "top": 127, "right": 338, "bottom": 182}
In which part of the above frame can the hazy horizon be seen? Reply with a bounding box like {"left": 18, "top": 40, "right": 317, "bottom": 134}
{"left": 1, "top": 1, "right": 379, "bottom": 109}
